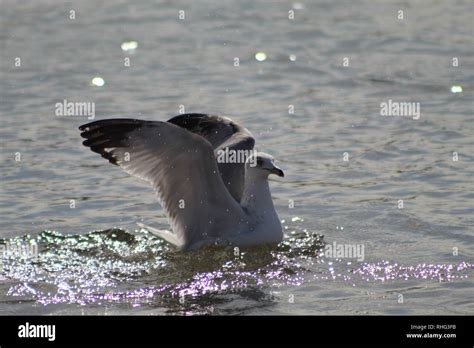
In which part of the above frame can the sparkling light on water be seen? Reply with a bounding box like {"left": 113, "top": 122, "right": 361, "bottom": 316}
{"left": 0, "top": 228, "right": 325, "bottom": 311}
{"left": 91, "top": 76, "right": 105, "bottom": 87}
{"left": 121, "top": 41, "right": 138, "bottom": 51}
{"left": 255, "top": 52, "right": 267, "bottom": 62}
{"left": 1, "top": 229, "right": 472, "bottom": 313}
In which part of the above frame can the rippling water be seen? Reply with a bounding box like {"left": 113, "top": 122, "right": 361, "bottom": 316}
{"left": 0, "top": 0, "right": 473, "bottom": 315}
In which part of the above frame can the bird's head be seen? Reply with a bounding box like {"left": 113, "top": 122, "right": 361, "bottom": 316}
{"left": 246, "top": 152, "right": 284, "bottom": 177}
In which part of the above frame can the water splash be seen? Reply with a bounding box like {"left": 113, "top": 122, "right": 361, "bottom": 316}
{"left": 1, "top": 228, "right": 472, "bottom": 314}
{"left": 0, "top": 227, "right": 323, "bottom": 312}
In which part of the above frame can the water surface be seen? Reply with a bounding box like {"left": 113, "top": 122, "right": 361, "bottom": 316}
{"left": 0, "top": 0, "right": 473, "bottom": 315}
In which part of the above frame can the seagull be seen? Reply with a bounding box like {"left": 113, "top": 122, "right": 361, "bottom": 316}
{"left": 79, "top": 113, "right": 284, "bottom": 251}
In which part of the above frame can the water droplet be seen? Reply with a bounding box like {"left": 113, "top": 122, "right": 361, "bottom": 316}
{"left": 91, "top": 77, "right": 105, "bottom": 87}
{"left": 289, "top": 54, "right": 297, "bottom": 61}
{"left": 255, "top": 52, "right": 267, "bottom": 62}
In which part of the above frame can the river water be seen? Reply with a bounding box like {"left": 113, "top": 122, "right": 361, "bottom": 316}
{"left": 0, "top": 0, "right": 473, "bottom": 315}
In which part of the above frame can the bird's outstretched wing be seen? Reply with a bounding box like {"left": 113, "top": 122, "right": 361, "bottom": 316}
{"left": 79, "top": 119, "right": 245, "bottom": 250}
{"left": 167, "top": 114, "right": 255, "bottom": 203}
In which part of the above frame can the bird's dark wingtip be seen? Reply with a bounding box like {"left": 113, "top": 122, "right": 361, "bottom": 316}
{"left": 79, "top": 119, "right": 153, "bottom": 167}
{"left": 78, "top": 120, "right": 98, "bottom": 131}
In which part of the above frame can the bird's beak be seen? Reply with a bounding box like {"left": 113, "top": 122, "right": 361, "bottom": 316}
{"left": 270, "top": 165, "right": 284, "bottom": 177}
